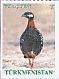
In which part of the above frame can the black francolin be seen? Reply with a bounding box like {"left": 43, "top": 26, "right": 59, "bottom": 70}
{"left": 20, "top": 12, "right": 43, "bottom": 68}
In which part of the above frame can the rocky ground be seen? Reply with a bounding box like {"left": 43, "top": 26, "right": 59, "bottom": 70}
{"left": 2, "top": 4, "right": 55, "bottom": 69}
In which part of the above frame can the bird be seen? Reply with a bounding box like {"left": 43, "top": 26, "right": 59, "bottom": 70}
{"left": 20, "top": 12, "right": 43, "bottom": 68}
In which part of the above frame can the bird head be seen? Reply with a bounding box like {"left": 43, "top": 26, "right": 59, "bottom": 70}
{"left": 22, "top": 12, "right": 34, "bottom": 20}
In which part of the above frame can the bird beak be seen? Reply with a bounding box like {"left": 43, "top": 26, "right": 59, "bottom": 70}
{"left": 21, "top": 14, "right": 25, "bottom": 17}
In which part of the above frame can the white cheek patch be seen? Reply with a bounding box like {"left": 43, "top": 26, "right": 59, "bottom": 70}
{"left": 28, "top": 14, "right": 33, "bottom": 18}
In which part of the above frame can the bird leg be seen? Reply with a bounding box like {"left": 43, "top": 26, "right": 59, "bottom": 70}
{"left": 28, "top": 51, "right": 35, "bottom": 68}
{"left": 31, "top": 58, "right": 34, "bottom": 68}
{"left": 28, "top": 58, "right": 34, "bottom": 68}
{"left": 29, "top": 58, "right": 31, "bottom": 65}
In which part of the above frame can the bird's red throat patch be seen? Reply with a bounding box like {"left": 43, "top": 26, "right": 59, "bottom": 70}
{"left": 27, "top": 20, "right": 35, "bottom": 28}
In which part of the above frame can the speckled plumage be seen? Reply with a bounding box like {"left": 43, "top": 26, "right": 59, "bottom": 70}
{"left": 20, "top": 27, "right": 43, "bottom": 58}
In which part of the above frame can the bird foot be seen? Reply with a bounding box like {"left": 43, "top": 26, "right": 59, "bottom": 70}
{"left": 26, "top": 63, "right": 33, "bottom": 68}
{"left": 28, "top": 65, "right": 33, "bottom": 69}
{"left": 31, "top": 64, "right": 33, "bottom": 68}
{"left": 25, "top": 64, "right": 31, "bottom": 68}
{"left": 27, "top": 63, "right": 34, "bottom": 69}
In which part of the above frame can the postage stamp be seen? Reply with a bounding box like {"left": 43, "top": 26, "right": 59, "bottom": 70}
{"left": 1, "top": 1, "right": 59, "bottom": 79}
